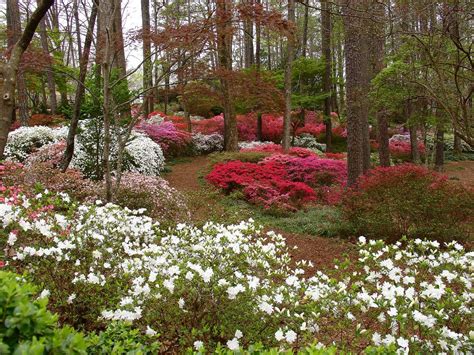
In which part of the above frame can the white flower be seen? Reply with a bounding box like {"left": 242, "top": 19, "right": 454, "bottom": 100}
{"left": 201, "top": 268, "right": 213, "bottom": 283}
{"left": 275, "top": 329, "right": 285, "bottom": 341}
{"left": 234, "top": 329, "right": 243, "bottom": 339}
{"left": 372, "top": 332, "right": 382, "bottom": 346}
{"left": 358, "top": 236, "right": 367, "bottom": 244}
{"left": 285, "top": 330, "right": 297, "bottom": 343}
{"left": 193, "top": 340, "right": 204, "bottom": 350}
{"left": 146, "top": 326, "right": 157, "bottom": 336}
{"left": 7, "top": 232, "right": 17, "bottom": 246}
{"left": 67, "top": 293, "right": 76, "bottom": 304}
{"left": 39, "top": 289, "right": 50, "bottom": 299}
{"left": 178, "top": 298, "right": 185, "bottom": 309}
{"left": 258, "top": 301, "right": 274, "bottom": 315}
{"left": 226, "top": 338, "right": 239, "bottom": 351}
{"left": 397, "top": 337, "right": 409, "bottom": 349}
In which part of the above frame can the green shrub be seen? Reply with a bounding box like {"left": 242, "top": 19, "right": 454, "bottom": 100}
{"left": 341, "top": 164, "right": 474, "bottom": 242}
{"left": 0, "top": 271, "right": 87, "bottom": 354}
{"left": 87, "top": 322, "right": 159, "bottom": 354}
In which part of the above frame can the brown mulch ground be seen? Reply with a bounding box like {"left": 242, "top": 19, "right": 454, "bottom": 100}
{"left": 445, "top": 160, "right": 474, "bottom": 186}
{"left": 163, "top": 156, "right": 355, "bottom": 271}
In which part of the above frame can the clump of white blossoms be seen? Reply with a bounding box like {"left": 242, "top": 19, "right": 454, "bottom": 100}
{"left": 192, "top": 133, "right": 224, "bottom": 155}
{"left": 73, "top": 119, "right": 165, "bottom": 178}
{"left": 238, "top": 141, "right": 274, "bottom": 150}
{"left": 4, "top": 126, "right": 62, "bottom": 162}
{"left": 1, "top": 190, "right": 473, "bottom": 353}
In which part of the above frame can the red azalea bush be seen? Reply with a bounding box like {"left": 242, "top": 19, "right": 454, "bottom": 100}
{"left": 262, "top": 154, "right": 347, "bottom": 204}
{"left": 324, "top": 152, "right": 347, "bottom": 160}
{"left": 389, "top": 140, "right": 426, "bottom": 162}
{"left": 137, "top": 121, "right": 193, "bottom": 157}
{"left": 341, "top": 164, "right": 474, "bottom": 242}
{"left": 206, "top": 160, "right": 315, "bottom": 211}
{"left": 206, "top": 153, "right": 347, "bottom": 211}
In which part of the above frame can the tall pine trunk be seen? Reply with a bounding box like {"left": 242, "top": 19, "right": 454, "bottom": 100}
{"left": 321, "top": 0, "right": 332, "bottom": 152}
{"left": 282, "top": 0, "right": 295, "bottom": 152}
{"left": 343, "top": 0, "right": 371, "bottom": 185}
{"left": 217, "top": 0, "right": 238, "bottom": 151}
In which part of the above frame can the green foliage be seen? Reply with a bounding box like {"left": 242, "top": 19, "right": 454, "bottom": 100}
{"left": 0, "top": 271, "right": 87, "bottom": 354}
{"left": 87, "top": 322, "right": 160, "bottom": 354}
{"left": 291, "top": 57, "right": 328, "bottom": 110}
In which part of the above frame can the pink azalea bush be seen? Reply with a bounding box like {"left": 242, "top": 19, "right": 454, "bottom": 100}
{"left": 136, "top": 121, "right": 193, "bottom": 158}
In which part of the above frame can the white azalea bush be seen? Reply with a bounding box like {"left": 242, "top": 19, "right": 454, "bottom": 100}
{"left": 1, "top": 189, "right": 473, "bottom": 353}
{"left": 238, "top": 140, "right": 274, "bottom": 150}
{"left": 192, "top": 133, "right": 224, "bottom": 155}
{"left": 293, "top": 134, "right": 326, "bottom": 152}
{"left": 4, "top": 126, "right": 63, "bottom": 162}
{"left": 73, "top": 119, "right": 165, "bottom": 179}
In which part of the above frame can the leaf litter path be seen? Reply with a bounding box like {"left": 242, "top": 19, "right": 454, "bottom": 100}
{"left": 163, "top": 156, "right": 355, "bottom": 274}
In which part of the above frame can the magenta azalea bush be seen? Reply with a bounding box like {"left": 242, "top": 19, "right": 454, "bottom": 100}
{"left": 137, "top": 121, "right": 193, "bottom": 158}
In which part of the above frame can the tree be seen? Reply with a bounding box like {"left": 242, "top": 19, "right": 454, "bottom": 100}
{"left": 343, "top": 0, "right": 371, "bottom": 185}
{"left": 60, "top": 0, "right": 98, "bottom": 171}
{"left": 321, "top": 0, "right": 332, "bottom": 151}
{"left": 282, "top": 0, "right": 295, "bottom": 152}
{"left": 0, "top": 0, "right": 55, "bottom": 160}
{"left": 216, "top": 0, "right": 238, "bottom": 151}
{"left": 6, "top": 0, "right": 30, "bottom": 125}
{"left": 141, "top": 0, "right": 154, "bottom": 117}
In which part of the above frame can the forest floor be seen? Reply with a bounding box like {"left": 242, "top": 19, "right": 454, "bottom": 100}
{"left": 163, "top": 156, "right": 356, "bottom": 273}
{"left": 445, "top": 160, "right": 474, "bottom": 186}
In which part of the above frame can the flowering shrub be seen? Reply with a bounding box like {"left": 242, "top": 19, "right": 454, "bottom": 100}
{"left": 207, "top": 153, "right": 346, "bottom": 210}
{"left": 192, "top": 133, "right": 224, "bottom": 155}
{"left": 389, "top": 140, "right": 426, "bottom": 162}
{"left": 137, "top": 121, "right": 193, "bottom": 158}
{"left": 74, "top": 119, "right": 165, "bottom": 179}
{"left": 238, "top": 141, "right": 274, "bottom": 150}
{"left": 4, "top": 126, "right": 61, "bottom": 162}
{"left": 1, "top": 192, "right": 473, "bottom": 353}
{"left": 295, "top": 123, "right": 325, "bottom": 137}
{"left": 112, "top": 173, "right": 190, "bottom": 223}
{"left": 342, "top": 164, "right": 474, "bottom": 242}
{"left": 293, "top": 134, "right": 326, "bottom": 152}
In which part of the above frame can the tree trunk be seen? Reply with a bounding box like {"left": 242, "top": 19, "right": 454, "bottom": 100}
{"left": 61, "top": 0, "right": 98, "bottom": 171}
{"left": 217, "top": 0, "right": 238, "bottom": 151}
{"left": 434, "top": 126, "right": 444, "bottom": 172}
{"left": 377, "top": 111, "right": 390, "bottom": 166}
{"left": 141, "top": 0, "right": 153, "bottom": 117}
{"left": 38, "top": 2, "right": 57, "bottom": 114}
{"left": 7, "top": 0, "right": 29, "bottom": 125}
{"left": 301, "top": 0, "right": 309, "bottom": 57}
{"left": 369, "top": 0, "right": 388, "bottom": 167}
{"left": 243, "top": 0, "right": 254, "bottom": 68}
{"left": 282, "top": 0, "right": 295, "bottom": 152}
{"left": 321, "top": 0, "right": 332, "bottom": 151}
{"left": 343, "top": 0, "right": 371, "bottom": 185}
{"left": 100, "top": 0, "right": 115, "bottom": 202}
{"left": 0, "top": 0, "right": 55, "bottom": 159}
